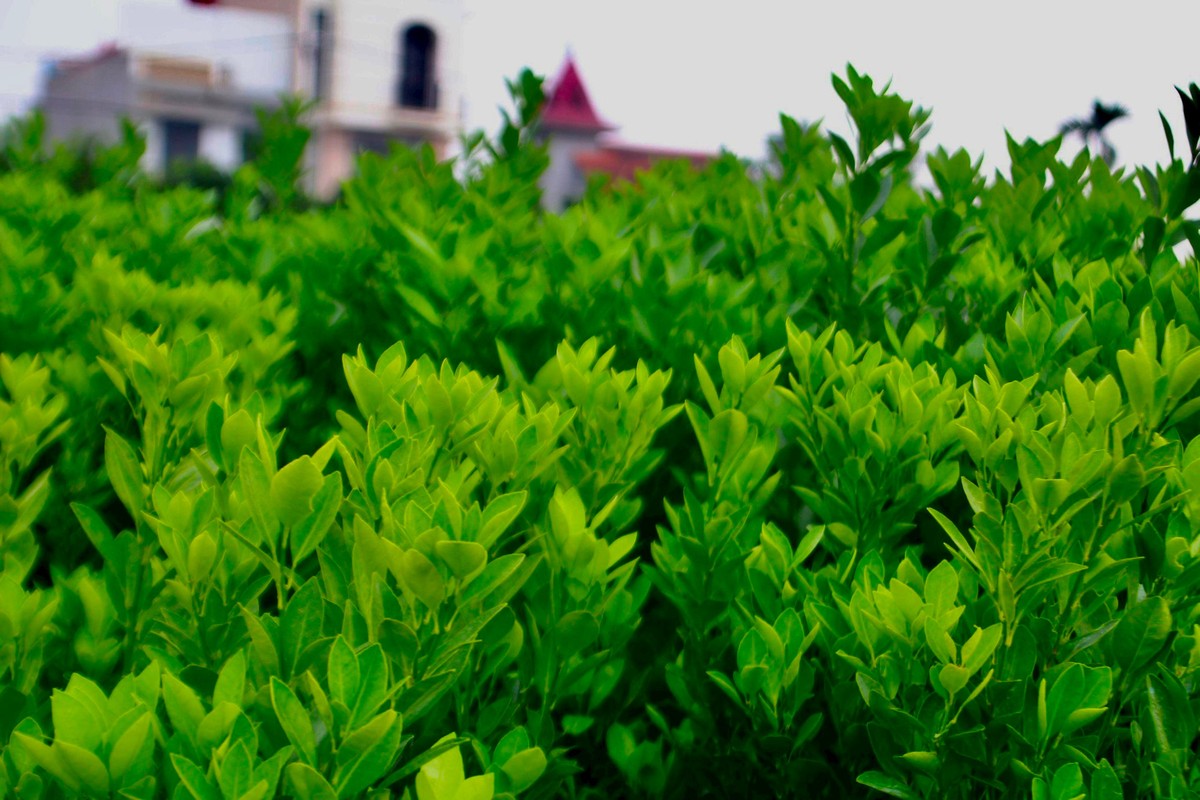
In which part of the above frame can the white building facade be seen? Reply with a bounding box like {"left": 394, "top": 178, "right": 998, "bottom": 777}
{"left": 299, "top": 0, "right": 465, "bottom": 195}
{"left": 38, "top": 0, "right": 465, "bottom": 197}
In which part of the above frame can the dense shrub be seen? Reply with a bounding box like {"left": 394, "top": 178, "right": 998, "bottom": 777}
{"left": 3, "top": 67, "right": 1200, "bottom": 798}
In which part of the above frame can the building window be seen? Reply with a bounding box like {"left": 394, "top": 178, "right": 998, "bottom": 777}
{"left": 162, "top": 119, "right": 201, "bottom": 168}
{"left": 312, "top": 9, "right": 329, "bottom": 101}
{"left": 397, "top": 24, "right": 436, "bottom": 109}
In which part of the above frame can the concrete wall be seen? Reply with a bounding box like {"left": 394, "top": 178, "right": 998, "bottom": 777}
{"left": 41, "top": 53, "right": 133, "bottom": 148}
{"left": 199, "top": 123, "right": 242, "bottom": 170}
{"left": 318, "top": 0, "right": 462, "bottom": 135}
{"left": 119, "top": 1, "right": 293, "bottom": 96}
{"left": 541, "top": 130, "right": 598, "bottom": 212}
{"left": 310, "top": 127, "right": 354, "bottom": 199}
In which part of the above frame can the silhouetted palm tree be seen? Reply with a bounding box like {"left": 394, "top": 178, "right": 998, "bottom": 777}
{"left": 1061, "top": 101, "right": 1129, "bottom": 166}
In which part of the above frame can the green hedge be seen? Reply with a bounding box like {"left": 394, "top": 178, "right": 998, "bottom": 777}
{"left": 2, "top": 67, "right": 1200, "bottom": 798}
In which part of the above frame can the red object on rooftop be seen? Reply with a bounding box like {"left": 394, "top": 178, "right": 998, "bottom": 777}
{"left": 540, "top": 57, "right": 615, "bottom": 133}
{"left": 187, "top": 0, "right": 220, "bottom": 5}
{"left": 56, "top": 42, "right": 124, "bottom": 72}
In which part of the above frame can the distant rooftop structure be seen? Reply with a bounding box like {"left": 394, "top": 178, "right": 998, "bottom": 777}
{"left": 539, "top": 57, "right": 614, "bottom": 134}
{"left": 536, "top": 55, "right": 717, "bottom": 212}
{"left": 37, "top": 0, "right": 466, "bottom": 197}
{"left": 574, "top": 143, "right": 715, "bottom": 182}
{"left": 40, "top": 38, "right": 278, "bottom": 176}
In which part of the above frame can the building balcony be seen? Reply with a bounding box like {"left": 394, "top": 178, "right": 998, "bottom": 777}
{"left": 310, "top": 99, "right": 457, "bottom": 139}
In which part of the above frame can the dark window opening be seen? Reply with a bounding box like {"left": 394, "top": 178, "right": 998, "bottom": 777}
{"left": 397, "top": 24, "right": 436, "bottom": 109}
{"left": 162, "top": 119, "right": 201, "bottom": 168}
{"left": 313, "top": 9, "right": 329, "bottom": 101}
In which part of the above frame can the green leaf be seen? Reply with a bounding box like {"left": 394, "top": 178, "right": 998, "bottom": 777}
{"left": 285, "top": 763, "right": 338, "bottom": 800}
{"left": 281, "top": 579, "right": 325, "bottom": 679}
{"left": 1116, "top": 347, "right": 1155, "bottom": 420}
{"left": 929, "top": 508, "right": 982, "bottom": 575}
{"left": 221, "top": 409, "right": 258, "bottom": 465}
{"left": 707, "top": 671, "right": 742, "bottom": 706}
{"left": 960, "top": 624, "right": 1002, "bottom": 675}
{"left": 435, "top": 540, "right": 488, "bottom": 581}
{"left": 13, "top": 734, "right": 76, "bottom": 793}
{"left": 1050, "top": 762, "right": 1084, "bottom": 800}
{"left": 271, "top": 456, "right": 325, "bottom": 528}
{"left": 104, "top": 428, "right": 144, "bottom": 517}
{"left": 694, "top": 355, "right": 721, "bottom": 413}
{"left": 492, "top": 727, "right": 531, "bottom": 767}
{"left": 857, "top": 770, "right": 918, "bottom": 799}
{"left": 217, "top": 740, "right": 255, "bottom": 800}
{"left": 196, "top": 703, "right": 242, "bottom": 752}
{"left": 334, "top": 710, "right": 405, "bottom": 799}
{"left": 1144, "top": 668, "right": 1195, "bottom": 753}
{"left": 398, "top": 286, "right": 442, "bottom": 327}
{"left": 57, "top": 741, "right": 110, "bottom": 796}
{"left": 460, "top": 554, "right": 527, "bottom": 605}
{"left": 171, "top": 754, "right": 220, "bottom": 800}
{"left": 923, "top": 617, "right": 956, "bottom": 664}
{"left": 350, "top": 644, "right": 389, "bottom": 730}
{"left": 1045, "top": 664, "right": 1085, "bottom": 740}
{"left": 707, "top": 408, "right": 750, "bottom": 466}
{"left": 938, "top": 664, "right": 969, "bottom": 696}
{"left": 205, "top": 401, "right": 226, "bottom": 471}
{"left": 399, "top": 549, "right": 445, "bottom": 610}
{"left": 50, "top": 688, "right": 104, "bottom": 752}
{"left": 254, "top": 746, "right": 295, "bottom": 799}
{"left": 271, "top": 677, "right": 318, "bottom": 766}
{"left": 1112, "top": 596, "right": 1171, "bottom": 677}
{"left": 213, "top": 651, "right": 247, "bottom": 709}
{"left": 1161, "top": 111, "right": 1176, "bottom": 161}
{"left": 162, "top": 672, "right": 206, "bottom": 746}
{"left": 478, "top": 492, "right": 526, "bottom": 549}
{"left": 241, "top": 605, "right": 281, "bottom": 676}
{"left": 328, "top": 636, "right": 360, "bottom": 714}
{"left": 239, "top": 449, "right": 278, "bottom": 546}
{"left": 414, "top": 733, "right": 465, "bottom": 800}
{"left": 453, "top": 775, "right": 495, "bottom": 800}
{"left": 1168, "top": 349, "right": 1200, "bottom": 401}
{"left": 500, "top": 747, "right": 546, "bottom": 792}
{"left": 291, "top": 473, "right": 343, "bottom": 563}
{"left": 1091, "top": 760, "right": 1123, "bottom": 800}
{"left": 71, "top": 503, "right": 115, "bottom": 558}
{"left": 553, "top": 610, "right": 600, "bottom": 659}
{"left": 924, "top": 561, "right": 959, "bottom": 613}
{"left": 1106, "top": 455, "right": 1145, "bottom": 506}
{"left": 107, "top": 711, "right": 152, "bottom": 784}
{"left": 379, "top": 735, "right": 468, "bottom": 790}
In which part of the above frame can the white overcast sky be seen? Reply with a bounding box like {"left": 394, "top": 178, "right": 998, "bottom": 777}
{"left": 2, "top": 0, "right": 1199, "bottom": 173}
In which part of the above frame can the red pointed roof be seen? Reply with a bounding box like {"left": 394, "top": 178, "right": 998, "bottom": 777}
{"left": 540, "top": 56, "right": 615, "bottom": 133}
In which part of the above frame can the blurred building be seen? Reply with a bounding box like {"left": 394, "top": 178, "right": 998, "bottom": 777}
{"left": 38, "top": 0, "right": 465, "bottom": 197}
{"left": 537, "top": 56, "right": 716, "bottom": 212}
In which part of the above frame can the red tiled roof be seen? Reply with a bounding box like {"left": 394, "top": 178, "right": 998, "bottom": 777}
{"left": 574, "top": 143, "right": 717, "bottom": 181}
{"left": 540, "top": 56, "right": 615, "bottom": 133}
